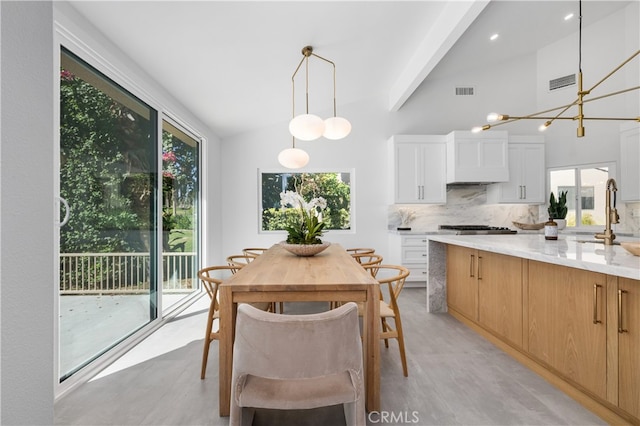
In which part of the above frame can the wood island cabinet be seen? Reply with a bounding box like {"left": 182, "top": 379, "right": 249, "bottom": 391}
{"left": 527, "top": 261, "right": 607, "bottom": 399}
{"left": 446, "top": 246, "right": 523, "bottom": 348}
{"left": 477, "top": 251, "right": 523, "bottom": 348}
{"left": 616, "top": 277, "right": 640, "bottom": 419}
{"left": 445, "top": 243, "right": 639, "bottom": 424}
{"left": 446, "top": 245, "right": 478, "bottom": 320}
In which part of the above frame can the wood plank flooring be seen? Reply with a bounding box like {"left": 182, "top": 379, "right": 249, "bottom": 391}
{"left": 54, "top": 288, "right": 605, "bottom": 426}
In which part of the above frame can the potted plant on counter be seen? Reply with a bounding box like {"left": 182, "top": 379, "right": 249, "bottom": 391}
{"left": 279, "top": 190, "right": 330, "bottom": 256}
{"left": 548, "top": 190, "right": 568, "bottom": 230}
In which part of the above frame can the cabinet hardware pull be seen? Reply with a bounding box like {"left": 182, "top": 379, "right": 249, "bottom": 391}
{"left": 421, "top": 185, "right": 425, "bottom": 199}
{"left": 519, "top": 185, "right": 523, "bottom": 199}
{"left": 421, "top": 253, "right": 427, "bottom": 257}
{"left": 618, "top": 289, "right": 628, "bottom": 333}
{"left": 469, "top": 255, "right": 475, "bottom": 278}
{"left": 592, "top": 284, "right": 602, "bottom": 324}
{"left": 477, "top": 256, "right": 482, "bottom": 280}
{"left": 523, "top": 185, "right": 526, "bottom": 199}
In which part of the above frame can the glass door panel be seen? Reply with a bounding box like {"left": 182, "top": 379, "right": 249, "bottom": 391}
{"left": 161, "top": 120, "right": 200, "bottom": 311}
{"left": 59, "top": 48, "right": 158, "bottom": 381}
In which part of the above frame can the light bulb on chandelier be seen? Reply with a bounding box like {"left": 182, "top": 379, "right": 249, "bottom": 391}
{"left": 278, "top": 146, "right": 310, "bottom": 169}
{"left": 289, "top": 113, "right": 325, "bottom": 141}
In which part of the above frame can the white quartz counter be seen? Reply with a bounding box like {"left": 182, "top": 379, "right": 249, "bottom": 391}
{"left": 428, "top": 234, "right": 640, "bottom": 281}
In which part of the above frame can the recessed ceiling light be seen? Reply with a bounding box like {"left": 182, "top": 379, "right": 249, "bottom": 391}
{"left": 490, "top": 33, "right": 499, "bottom": 41}
{"left": 564, "top": 13, "right": 574, "bottom": 21}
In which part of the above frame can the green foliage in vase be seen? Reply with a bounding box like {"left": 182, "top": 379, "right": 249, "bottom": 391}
{"left": 548, "top": 190, "right": 568, "bottom": 219}
{"left": 280, "top": 191, "right": 327, "bottom": 245}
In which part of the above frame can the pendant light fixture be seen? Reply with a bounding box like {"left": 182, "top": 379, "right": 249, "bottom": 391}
{"left": 289, "top": 46, "right": 351, "bottom": 141}
{"left": 472, "top": 0, "right": 639, "bottom": 137}
{"left": 278, "top": 136, "right": 310, "bottom": 169}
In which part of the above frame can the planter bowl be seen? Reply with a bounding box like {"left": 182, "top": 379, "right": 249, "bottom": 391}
{"left": 280, "top": 241, "right": 330, "bottom": 257}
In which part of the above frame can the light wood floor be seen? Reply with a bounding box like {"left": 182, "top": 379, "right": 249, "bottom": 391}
{"left": 55, "top": 288, "right": 605, "bottom": 426}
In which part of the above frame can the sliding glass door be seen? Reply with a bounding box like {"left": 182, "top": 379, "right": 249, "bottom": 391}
{"left": 161, "top": 120, "right": 200, "bottom": 312}
{"left": 58, "top": 47, "right": 201, "bottom": 382}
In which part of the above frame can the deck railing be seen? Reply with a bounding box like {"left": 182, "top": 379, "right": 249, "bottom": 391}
{"left": 60, "top": 252, "right": 197, "bottom": 295}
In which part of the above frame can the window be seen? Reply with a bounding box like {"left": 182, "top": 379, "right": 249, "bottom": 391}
{"left": 260, "top": 170, "right": 354, "bottom": 233}
{"left": 549, "top": 163, "right": 616, "bottom": 228}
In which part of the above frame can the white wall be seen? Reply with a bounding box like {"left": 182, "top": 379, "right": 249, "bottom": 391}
{"left": 220, "top": 2, "right": 639, "bottom": 257}
{"left": 536, "top": 4, "right": 639, "bottom": 169}
{"left": 1, "top": 2, "right": 55, "bottom": 424}
{"left": 221, "top": 94, "right": 395, "bottom": 259}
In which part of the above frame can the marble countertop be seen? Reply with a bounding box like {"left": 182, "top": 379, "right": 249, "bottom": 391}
{"left": 427, "top": 234, "right": 640, "bottom": 280}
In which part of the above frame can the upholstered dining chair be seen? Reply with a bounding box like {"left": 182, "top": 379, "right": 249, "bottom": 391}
{"left": 197, "top": 265, "right": 270, "bottom": 380}
{"left": 363, "top": 264, "right": 410, "bottom": 377}
{"left": 230, "top": 302, "right": 365, "bottom": 426}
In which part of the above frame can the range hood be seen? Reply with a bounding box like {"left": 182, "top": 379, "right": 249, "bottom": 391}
{"left": 446, "top": 130, "right": 509, "bottom": 184}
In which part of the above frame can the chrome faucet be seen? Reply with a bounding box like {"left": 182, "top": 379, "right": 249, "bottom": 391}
{"left": 594, "top": 178, "right": 619, "bottom": 245}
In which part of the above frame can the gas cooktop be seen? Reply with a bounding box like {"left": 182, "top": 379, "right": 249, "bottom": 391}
{"left": 438, "top": 225, "right": 518, "bottom": 235}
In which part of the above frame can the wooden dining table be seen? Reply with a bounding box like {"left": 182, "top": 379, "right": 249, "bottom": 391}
{"left": 218, "top": 242, "right": 381, "bottom": 416}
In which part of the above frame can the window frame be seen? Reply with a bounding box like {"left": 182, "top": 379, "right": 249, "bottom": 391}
{"left": 548, "top": 162, "right": 617, "bottom": 231}
{"left": 257, "top": 168, "right": 356, "bottom": 235}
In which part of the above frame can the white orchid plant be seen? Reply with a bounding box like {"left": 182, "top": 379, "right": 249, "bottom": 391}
{"left": 280, "top": 191, "right": 327, "bottom": 245}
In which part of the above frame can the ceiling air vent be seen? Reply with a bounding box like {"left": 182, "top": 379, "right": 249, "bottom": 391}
{"left": 455, "top": 86, "right": 475, "bottom": 96}
{"left": 549, "top": 74, "right": 576, "bottom": 91}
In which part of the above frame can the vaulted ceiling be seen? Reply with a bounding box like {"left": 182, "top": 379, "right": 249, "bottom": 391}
{"left": 66, "top": 1, "right": 632, "bottom": 139}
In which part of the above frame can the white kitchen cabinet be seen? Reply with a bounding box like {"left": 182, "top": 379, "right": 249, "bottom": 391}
{"left": 487, "top": 135, "right": 545, "bottom": 203}
{"left": 388, "top": 233, "right": 428, "bottom": 285}
{"left": 620, "top": 125, "right": 640, "bottom": 201}
{"left": 446, "top": 130, "right": 509, "bottom": 183}
{"left": 388, "top": 135, "right": 446, "bottom": 204}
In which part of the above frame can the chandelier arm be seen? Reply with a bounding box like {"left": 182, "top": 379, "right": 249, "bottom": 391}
{"left": 492, "top": 85, "right": 639, "bottom": 121}
{"left": 310, "top": 53, "right": 339, "bottom": 117}
{"left": 585, "top": 50, "right": 640, "bottom": 94}
{"left": 291, "top": 55, "right": 306, "bottom": 119}
{"left": 305, "top": 55, "right": 310, "bottom": 114}
{"left": 582, "top": 85, "right": 640, "bottom": 103}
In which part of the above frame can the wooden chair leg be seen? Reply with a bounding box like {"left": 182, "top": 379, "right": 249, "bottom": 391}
{"left": 381, "top": 318, "right": 391, "bottom": 348}
{"left": 394, "top": 316, "right": 408, "bottom": 377}
{"left": 201, "top": 303, "right": 216, "bottom": 379}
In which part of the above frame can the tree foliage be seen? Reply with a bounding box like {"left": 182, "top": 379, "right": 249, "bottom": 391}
{"left": 60, "top": 67, "right": 155, "bottom": 253}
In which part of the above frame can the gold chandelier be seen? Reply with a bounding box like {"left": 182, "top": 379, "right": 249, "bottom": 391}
{"left": 472, "top": 1, "right": 639, "bottom": 137}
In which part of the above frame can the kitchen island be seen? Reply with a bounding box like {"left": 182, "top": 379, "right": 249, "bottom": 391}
{"left": 426, "top": 233, "right": 640, "bottom": 313}
{"left": 426, "top": 233, "right": 640, "bottom": 424}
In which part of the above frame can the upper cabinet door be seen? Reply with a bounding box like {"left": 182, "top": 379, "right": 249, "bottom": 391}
{"left": 487, "top": 135, "right": 545, "bottom": 204}
{"left": 388, "top": 135, "right": 446, "bottom": 204}
{"left": 446, "top": 131, "right": 509, "bottom": 183}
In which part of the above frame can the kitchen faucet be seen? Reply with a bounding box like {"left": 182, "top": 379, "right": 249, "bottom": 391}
{"left": 594, "top": 178, "right": 619, "bottom": 245}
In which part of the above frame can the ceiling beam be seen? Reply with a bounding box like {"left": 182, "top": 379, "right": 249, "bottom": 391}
{"left": 388, "top": 0, "right": 490, "bottom": 112}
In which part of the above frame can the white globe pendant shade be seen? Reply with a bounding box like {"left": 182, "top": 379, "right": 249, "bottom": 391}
{"left": 323, "top": 116, "right": 352, "bottom": 140}
{"left": 289, "top": 114, "right": 325, "bottom": 141}
{"left": 278, "top": 147, "right": 309, "bottom": 169}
